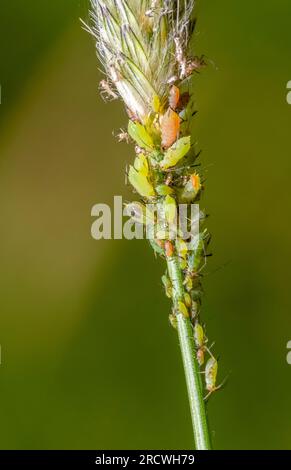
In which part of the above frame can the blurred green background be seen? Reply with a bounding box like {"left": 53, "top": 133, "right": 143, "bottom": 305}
{"left": 0, "top": 0, "right": 291, "bottom": 450}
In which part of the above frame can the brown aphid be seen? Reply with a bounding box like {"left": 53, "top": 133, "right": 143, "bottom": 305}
{"left": 160, "top": 108, "right": 180, "bottom": 149}
{"left": 169, "top": 85, "right": 180, "bottom": 111}
{"left": 186, "top": 55, "right": 207, "bottom": 76}
{"left": 174, "top": 32, "right": 207, "bottom": 79}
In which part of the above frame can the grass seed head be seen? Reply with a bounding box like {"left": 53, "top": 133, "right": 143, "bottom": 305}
{"left": 87, "top": 0, "right": 196, "bottom": 122}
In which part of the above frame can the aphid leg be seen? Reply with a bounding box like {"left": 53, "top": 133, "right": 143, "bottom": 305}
{"left": 206, "top": 342, "right": 215, "bottom": 355}
{"left": 204, "top": 379, "right": 227, "bottom": 401}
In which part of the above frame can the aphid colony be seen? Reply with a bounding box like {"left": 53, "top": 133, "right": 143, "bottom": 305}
{"left": 96, "top": 2, "right": 221, "bottom": 400}
{"left": 113, "top": 80, "right": 221, "bottom": 398}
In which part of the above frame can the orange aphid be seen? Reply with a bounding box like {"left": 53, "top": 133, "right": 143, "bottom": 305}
{"left": 160, "top": 108, "right": 180, "bottom": 149}
{"left": 191, "top": 174, "right": 201, "bottom": 192}
{"left": 165, "top": 240, "right": 174, "bottom": 258}
{"left": 169, "top": 85, "right": 180, "bottom": 110}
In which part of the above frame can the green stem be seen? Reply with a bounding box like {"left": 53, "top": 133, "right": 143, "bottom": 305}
{"left": 167, "top": 256, "right": 212, "bottom": 450}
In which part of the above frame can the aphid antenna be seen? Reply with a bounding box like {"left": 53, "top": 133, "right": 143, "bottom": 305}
{"left": 163, "top": 157, "right": 201, "bottom": 175}
{"left": 203, "top": 260, "right": 232, "bottom": 279}
{"left": 203, "top": 55, "right": 219, "bottom": 71}
{"left": 195, "top": 246, "right": 209, "bottom": 275}
{"left": 204, "top": 389, "right": 215, "bottom": 401}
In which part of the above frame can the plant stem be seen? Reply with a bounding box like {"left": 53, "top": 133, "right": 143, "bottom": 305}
{"left": 167, "top": 256, "right": 212, "bottom": 450}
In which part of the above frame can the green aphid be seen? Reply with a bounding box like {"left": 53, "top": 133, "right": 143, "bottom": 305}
{"left": 184, "top": 275, "right": 193, "bottom": 292}
{"left": 128, "top": 166, "right": 155, "bottom": 198}
{"left": 188, "top": 229, "right": 208, "bottom": 273}
{"left": 169, "top": 314, "right": 178, "bottom": 330}
{"left": 128, "top": 121, "right": 154, "bottom": 152}
{"left": 205, "top": 357, "right": 220, "bottom": 400}
{"left": 164, "top": 195, "right": 177, "bottom": 225}
{"left": 160, "top": 136, "right": 191, "bottom": 170}
{"left": 194, "top": 323, "right": 204, "bottom": 348}
{"left": 194, "top": 323, "right": 207, "bottom": 366}
{"left": 149, "top": 238, "right": 165, "bottom": 257}
{"left": 162, "top": 274, "right": 172, "bottom": 299}
{"left": 177, "top": 301, "right": 189, "bottom": 318}
{"left": 134, "top": 154, "right": 149, "bottom": 176}
{"left": 178, "top": 173, "right": 201, "bottom": 203}
{"left": 184, "top": 292, "right": 192, "bottom": 308}
{"left": 156, "top": 184, "right": 174, "bottom": 196}
{"left": 179, "top": 258, "right": 187, "bottom": 270}
{"left": 191, "top": 300, "right": 200, "bottom": 319}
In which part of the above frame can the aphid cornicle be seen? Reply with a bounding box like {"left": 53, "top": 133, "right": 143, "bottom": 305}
{"left": 162, "top": 274, "right": 172, "bottom": 299}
